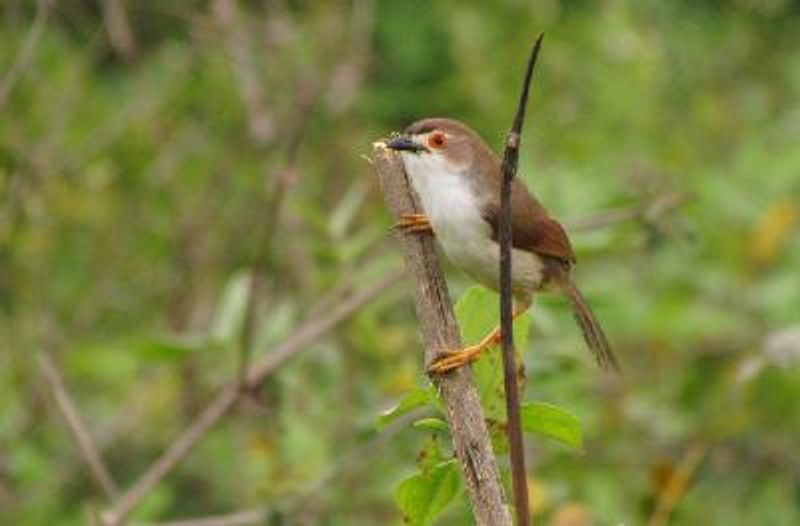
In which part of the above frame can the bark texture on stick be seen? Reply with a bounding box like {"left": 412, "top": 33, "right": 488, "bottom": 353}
{"left": 373, "top": 146, "right": 512, "bottom": 526}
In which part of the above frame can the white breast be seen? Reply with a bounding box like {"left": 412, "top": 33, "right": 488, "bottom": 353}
{"left": 401, "top": 152, "right": 544, "bottom": 303}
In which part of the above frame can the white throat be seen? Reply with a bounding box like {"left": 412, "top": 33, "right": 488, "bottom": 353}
{"left": 401, "top": 153, "right": 486, "bottom": 243}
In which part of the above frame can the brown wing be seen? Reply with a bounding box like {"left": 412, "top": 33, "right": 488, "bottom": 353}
{"left": 518, "top": 216, "right": 576, "bottom": 265}
{"left": 482, "top": 179, "right": 576, "bottom": 266}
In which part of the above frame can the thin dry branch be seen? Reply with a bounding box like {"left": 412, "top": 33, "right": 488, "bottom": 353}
{"left": 325, "top": 0, "right": 376, "bottom": 114}
{"left": 647, "top": 442, "right": 709, "bottom": 526}
{"left": 498, "top": 34, "right": 544, "bottom": 526}
{"left": 373, "top": 146, "right": 512, "bottom": 526}
{"left": 216, "top": 0, "right": 322, "bottom": 391}
{"left": 38, "top": 350, "right": 120, "bottom": 501}
{"left": 100, "top": 0, "right": 138, "bottom": 61}
{"left": 212, "top": 0, "right": 274, "bottom": 144}
{"left": 143, "top": 411, "right": 419, "bottom": 525}
{"left": 101, "top": 271, "right": 401, "bottom": 526}
{"left": 568, "top": 191, "right": 687, "bottom": 232}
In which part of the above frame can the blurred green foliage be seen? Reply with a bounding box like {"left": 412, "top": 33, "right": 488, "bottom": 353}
{"left": 2, "top": 0, "right": 800, "bottom": 524}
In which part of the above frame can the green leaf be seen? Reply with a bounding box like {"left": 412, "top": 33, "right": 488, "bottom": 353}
{"left": 210, "top": 271, "right": 251, "bottom": 346}
{"left": 412, "top": 417, "right": 450, "bottom": 433}
{"left": 378, "top": 386, "right": 435, "bottom": 430}
{"left": 417, "top": 435, "right": 446, "bottom": 472}
{"left": 454, "top": 286, "right": 530, "bottom": 421}
{"left": 521, "top": 401, "right": 583, "bottom": 450}
{"left": 395, "top": 459, "right": 462, "bottom": 526}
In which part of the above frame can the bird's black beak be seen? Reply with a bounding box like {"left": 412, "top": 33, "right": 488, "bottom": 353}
{"left": 386, "top": 135, "right": 427, "bottom": 153}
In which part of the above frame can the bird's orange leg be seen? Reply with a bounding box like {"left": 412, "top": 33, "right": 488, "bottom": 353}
{"left": 428, "top": 306, "right": 528, "bottom": 375}
{"left": 395, "top": 213, "right": 433, "bottom": 234}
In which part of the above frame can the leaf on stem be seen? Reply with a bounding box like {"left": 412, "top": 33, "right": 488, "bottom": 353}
{"left": 521, "top": 401, "right": 583, "bottom": 450}
{"left": 378, "top": 386, "right": 435, "bottom": 430}
{"left": 395, "top": 459, "right": 462, "bottom": 526}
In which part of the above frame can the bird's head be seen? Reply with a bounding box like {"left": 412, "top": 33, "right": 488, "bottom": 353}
{"left": 386, "top": 118, "right": 493, "bottom": 176}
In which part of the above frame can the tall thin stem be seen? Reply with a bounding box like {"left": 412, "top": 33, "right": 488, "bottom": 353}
{"left": 499, "top": 33, "right": 545, "bottom": 526}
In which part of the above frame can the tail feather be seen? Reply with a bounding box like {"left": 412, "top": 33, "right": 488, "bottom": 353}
{"left": 564, "top": 281, "right": 620, "bottom": 372}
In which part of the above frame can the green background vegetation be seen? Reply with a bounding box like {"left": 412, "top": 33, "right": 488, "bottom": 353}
{"left": 2, "top": 0, "right": 799, "bottom": 524}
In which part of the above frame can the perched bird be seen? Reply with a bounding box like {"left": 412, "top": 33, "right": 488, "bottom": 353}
{"left": 386, "top": 118, "right": 619, "bottom": 374}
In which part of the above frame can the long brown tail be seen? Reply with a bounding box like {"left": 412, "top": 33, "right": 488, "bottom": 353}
{"left": 564, "top": 281, "right": 620, "bottom": 372}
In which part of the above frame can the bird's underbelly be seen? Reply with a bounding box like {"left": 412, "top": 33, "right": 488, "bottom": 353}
{"left": 443, "top": 235, "right": 544, "bottom": 298}
{"left": 430, "top": 212, "right": 545, "bottom": 301}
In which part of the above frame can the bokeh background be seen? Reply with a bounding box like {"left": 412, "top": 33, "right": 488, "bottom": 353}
{"left": 2, "top": 0, "right": 799, "bottom": 524}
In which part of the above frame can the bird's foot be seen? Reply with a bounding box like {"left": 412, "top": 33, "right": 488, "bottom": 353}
{"left": 427, "top": 329, "right": 502, "bottom": 375}
{"left": 394, "top": 213, "right": 433, "bottom": 235}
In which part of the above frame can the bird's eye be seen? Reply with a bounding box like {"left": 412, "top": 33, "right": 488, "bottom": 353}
{"left": 428, "top": 131, "right": 446, "bottom": 149}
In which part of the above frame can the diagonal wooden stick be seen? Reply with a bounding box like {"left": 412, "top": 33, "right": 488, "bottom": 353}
{"left": 373, "top": 146, "right": 513, "bottom": 526}
{"left": 499, "top": 33, "right": 545, "bottom": 526}
{"left": 38, "top": 350, "right": 120, "bottom": 501}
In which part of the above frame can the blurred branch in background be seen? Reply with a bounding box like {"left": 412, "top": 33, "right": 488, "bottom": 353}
{"left": 210, "top": 0, "right": 322, "bottom": 394}
{"left": 145, "top": 405, "right": 424, "bottom": 526}
{"left": 325, "top": 0, "right": 376, "bottom": 115}
{"left": 0, "top": 0, "right": 55, "bottom": 112}
{"left": 100, "top": 0, "right": 138, "bottom": 61}
{"left": 212, "top": 0, "right": 274, "bottom": 145}
{"left": 98, "top": 2, "right": 385, "bottom": 521}
{"left": 647, "top": 442, "right": 710, "bottom": 526}
{"left": 212, "top": 0, "right": 275, "bottom": 392}
{"left": 37, "top": 350, "right": 120, "bottom": 501}
{"left": 100, "top": 269, "right": 402, "bottom": 526}
{"left": 568, "top": 191, "right": 688, "bottom": 233}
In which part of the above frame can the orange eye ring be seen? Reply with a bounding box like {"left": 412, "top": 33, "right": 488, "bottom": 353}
{"left": 428, "top": 131, "right": 446, "bottom": 149}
